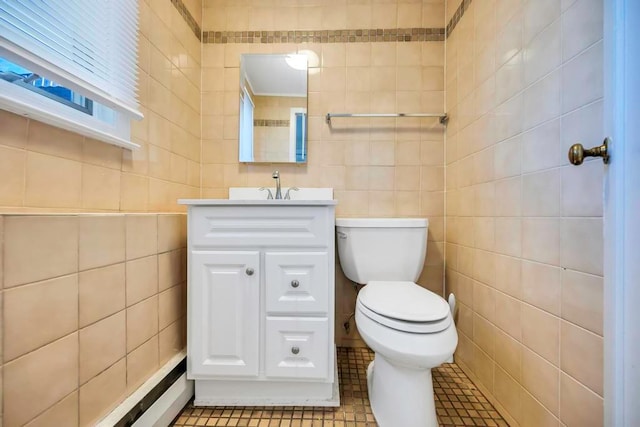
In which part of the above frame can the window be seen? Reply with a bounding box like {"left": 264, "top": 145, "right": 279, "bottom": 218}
{"left": 0, "top": 0, "right": 142, "bottom": 149}
{"left": 239, "top": 87, "right": 255, "bottom": 162}
{"left": 0, "top": 58, "right": 95, "bottom": 115}
{"left": 289, "top": 108, "right": 306, "bottom": 163}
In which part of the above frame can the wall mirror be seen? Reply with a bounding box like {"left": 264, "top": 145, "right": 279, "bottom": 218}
{"left": 239, "top": 54, "right": 308, "bottom": 163}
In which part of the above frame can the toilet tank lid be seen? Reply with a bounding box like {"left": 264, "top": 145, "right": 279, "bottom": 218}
{"left": 336, "top": 218, "right": 428, "bottom": 228}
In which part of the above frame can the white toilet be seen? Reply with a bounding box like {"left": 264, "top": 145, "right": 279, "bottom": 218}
{"left": 336, "top": 218, "right": 458, "bottom": 427}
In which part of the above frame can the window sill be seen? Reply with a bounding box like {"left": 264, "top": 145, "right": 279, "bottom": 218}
{"left": 0, "top": 79, "right": 140, "bottom": 151}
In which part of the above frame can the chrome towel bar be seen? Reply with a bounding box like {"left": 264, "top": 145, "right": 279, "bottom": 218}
{"left": 325, "top": 112, "right": 448, "bottom": 125}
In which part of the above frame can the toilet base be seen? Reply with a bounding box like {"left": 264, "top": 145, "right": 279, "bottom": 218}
{"left": 367, "top": 354, "right": 438, "bottom": 427}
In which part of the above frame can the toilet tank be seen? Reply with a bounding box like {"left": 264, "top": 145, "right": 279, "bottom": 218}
{"left": 335, "top": 218, "right": 428, "bottom": 284}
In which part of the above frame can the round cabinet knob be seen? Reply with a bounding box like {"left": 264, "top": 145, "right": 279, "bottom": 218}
{"left": 291, "top": 346, "right": 300, "bottom": 355}
{"left": 246, "top": 268, "right": 254, "bottom": 276}
{"left": 291, "top": 280, "right": 300, "bottom": 288}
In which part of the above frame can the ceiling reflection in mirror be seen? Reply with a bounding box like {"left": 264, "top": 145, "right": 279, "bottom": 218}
{"left": 239, "top": 54, "right": 308, "bottom": 164}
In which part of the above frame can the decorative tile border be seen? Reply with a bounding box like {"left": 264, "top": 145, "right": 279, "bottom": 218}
{"left": 446, "top": 0, "right": 473, "bottom": 38}
{"left": 171, "top": 0, "right": 467, "bottom": 43}
{"left": 170, "top": 0, "right": 202, "bottom": 41}
{"left": 254, "top": 119, "right": 290, "bottom": 127}
{"left": 202, "top": 28, "right": 445, "bottom": 44}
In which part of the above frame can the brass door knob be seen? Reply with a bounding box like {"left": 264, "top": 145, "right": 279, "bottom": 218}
{"left": 568, "top": 137, "right": 610, "bottom": 165}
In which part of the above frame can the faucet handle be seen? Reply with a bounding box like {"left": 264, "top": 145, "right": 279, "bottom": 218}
{"left": 258, "top": 187, "right": 274, "bottom": 199}
{"left": 284, "top": 187, "right": 299, "bottom": 200}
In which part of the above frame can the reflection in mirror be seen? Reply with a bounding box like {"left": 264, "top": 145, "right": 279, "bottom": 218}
{"left": 239, "top": 54, "right": 308, "bottom": 163}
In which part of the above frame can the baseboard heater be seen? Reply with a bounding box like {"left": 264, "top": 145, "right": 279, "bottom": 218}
{"left": 98, "top": 352, "right": 194, "bottom": 427}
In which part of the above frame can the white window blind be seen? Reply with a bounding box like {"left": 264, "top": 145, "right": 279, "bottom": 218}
{"left": 0, "top": 0, "right": 142, "bottom": 119}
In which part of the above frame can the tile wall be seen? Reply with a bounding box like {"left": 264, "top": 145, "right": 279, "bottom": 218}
{"left": 0, "top": 0, "right": 202, "bottom": 213}
{"left": 444, "top": 0, "right": 604, "bottom": 425}
{"left": 0, "top": 1, "right": 198, "bottom": 426}
{"left": 0, "top": 213, "right": 187, "bottom": 426}
{"left": 253, "top": 96, "right": 306, "bottom": 162}
{"left": 199, "top": 0, "right": 447, "bottom": 346}
{"left": 0, "top": 0, "right": 609, "bottom": 425}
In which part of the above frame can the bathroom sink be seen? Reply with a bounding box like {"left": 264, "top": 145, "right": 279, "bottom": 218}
{"left": 229, "top": 187, "right": 333, "bottom": 201}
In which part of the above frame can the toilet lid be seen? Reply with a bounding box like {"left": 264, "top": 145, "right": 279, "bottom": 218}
{"left": 357, "top": 299, "right": 451, "bottom": 333}
{"left": 359, "top": 281, "right": 451, "bottom": 323}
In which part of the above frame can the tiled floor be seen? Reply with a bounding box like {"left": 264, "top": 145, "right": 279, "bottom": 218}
{"left": 172, "top": 347, "right": 508, "bottom": 427}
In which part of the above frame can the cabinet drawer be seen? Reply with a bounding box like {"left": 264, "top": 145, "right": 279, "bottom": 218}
{"left": 265, "top": 317, "right": 329, "bottom": 380}
{"left": 265, "top": 252, "right": 328, "bottom": 315}
{"left": 190, "top": 206, "right": 330, "bottom": 248}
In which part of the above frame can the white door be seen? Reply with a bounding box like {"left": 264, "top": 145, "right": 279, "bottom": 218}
{"left": 603, "top": 1, "right": 640, "bottom": 425}
{"left": 189, "top": 251, "right": 260, "bottom": 378}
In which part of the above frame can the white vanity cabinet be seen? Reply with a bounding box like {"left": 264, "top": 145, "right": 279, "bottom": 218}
{"left": 180, "top": 199, "right": 338, "bottom": 407}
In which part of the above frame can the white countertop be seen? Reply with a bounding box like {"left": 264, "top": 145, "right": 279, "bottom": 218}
{"left": 178, "top": 199, "right": 338, "bottom": 206}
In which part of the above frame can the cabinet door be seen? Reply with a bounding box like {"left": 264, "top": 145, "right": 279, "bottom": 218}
{"left": 189, "top": 251, "right": 260, "bottom": 378}
{"left": 265, "top": 252, "right": 328, "bottom": 314}
{"left": 265, "top": 317, "right": 329, "bottom": 380}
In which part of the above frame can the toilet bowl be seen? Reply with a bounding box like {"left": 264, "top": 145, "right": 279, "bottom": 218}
{"left": 336, "top": 218, "right": 458, "bottom": 427}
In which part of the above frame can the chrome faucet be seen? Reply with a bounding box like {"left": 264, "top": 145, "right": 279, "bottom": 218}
{"left": 272, "top": 170, "right": 282, "bottom": 199}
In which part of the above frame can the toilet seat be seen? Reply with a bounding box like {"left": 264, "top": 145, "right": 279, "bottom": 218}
{"left": 357, "top": 281, "right": 451, "bottom": 334}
